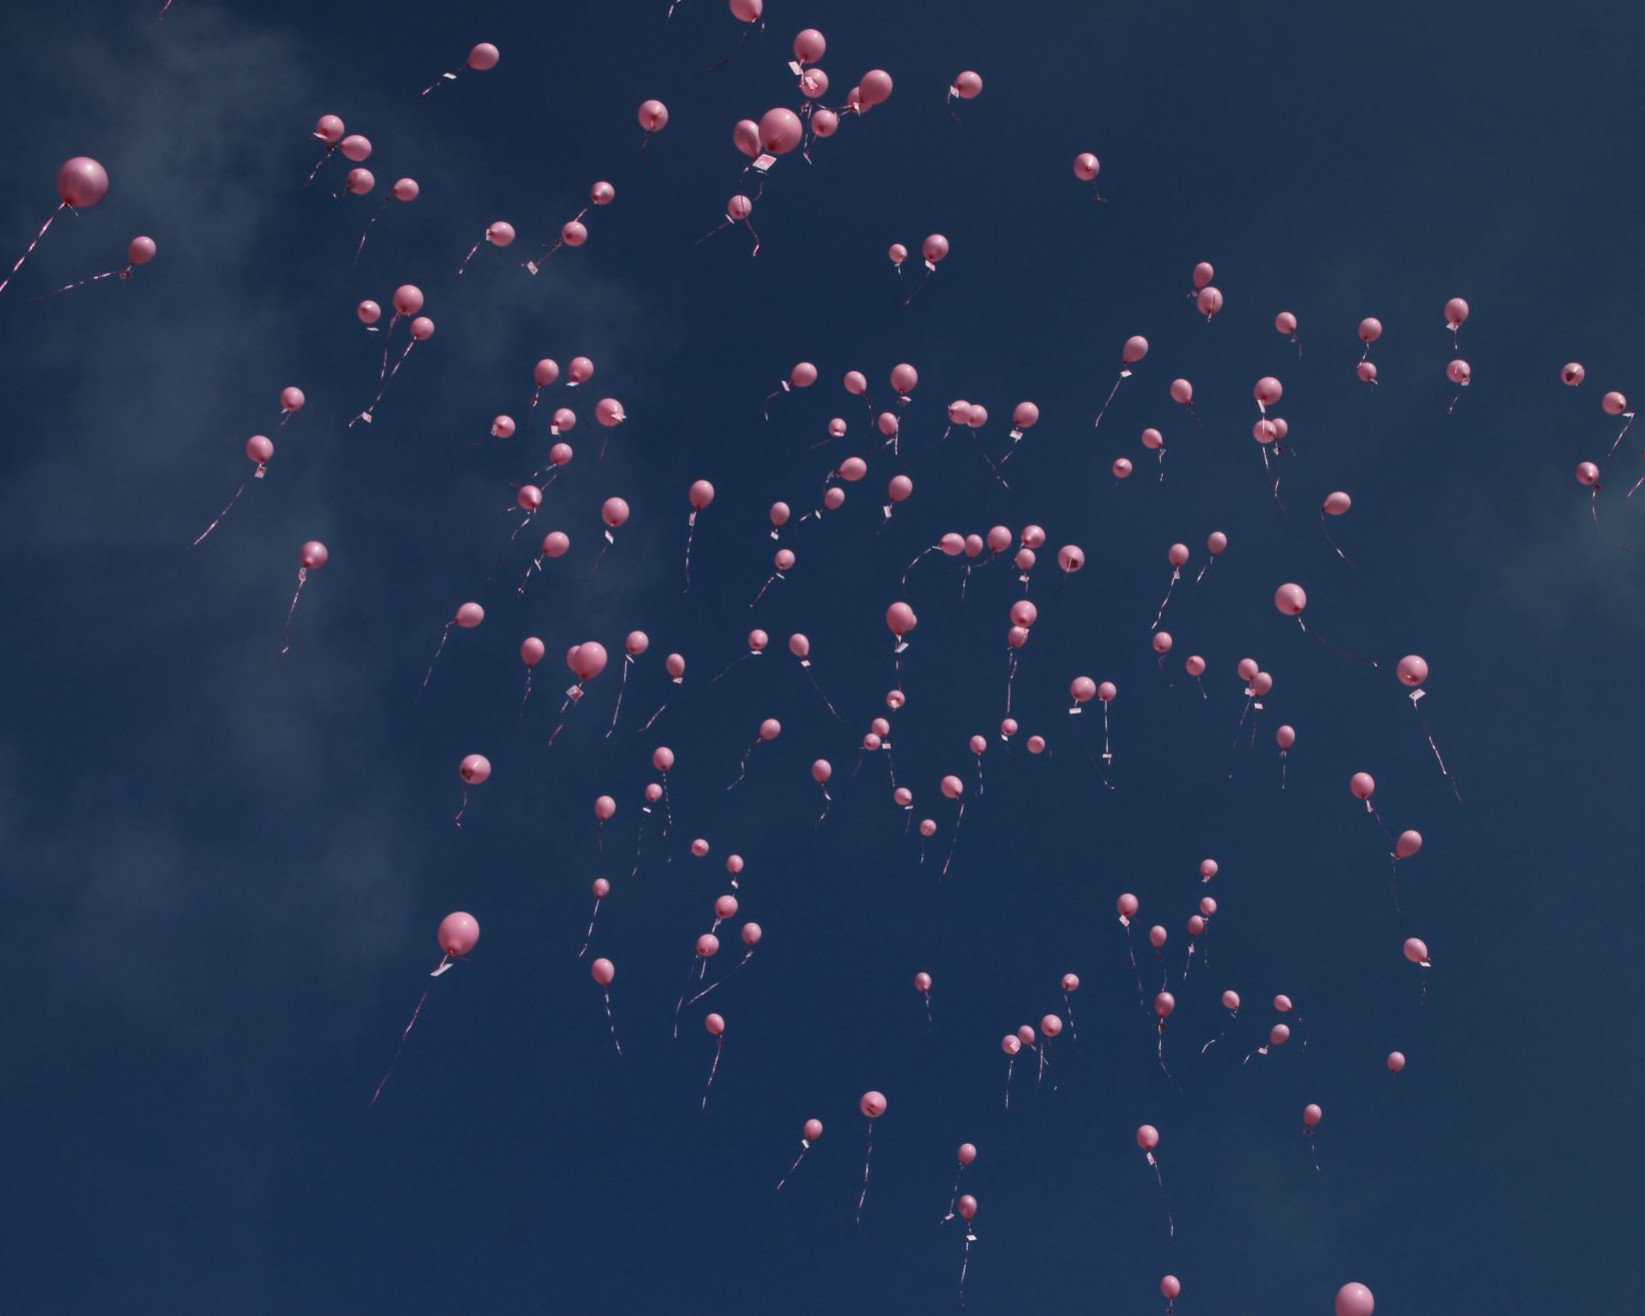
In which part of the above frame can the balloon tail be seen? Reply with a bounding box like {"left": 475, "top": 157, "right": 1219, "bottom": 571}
{"left": 545, "top": 688, "right": 581, "bottom": 746}
{"left": 943, "top": 1170, "right": 963, "bottom": 1222}
{"left": 1310, "top": 1135, "right": 1324, "bottom": 1178}
{"left": 33, "top": 264, "right": 125, "bottom": 299}
{"left": 636, "top": 697, "right": 672, "bottom": 734}
{"left": 0, "top": 202, "right": 64, "bottom": 299}
{"left": 710, "top": 652, "right": 750, "bottom": 687}
{"left": 1297, "top": 616, "right": 1379, "bottom": 668}
{"left": 804, "top": 666, "right": 844, "bottom": 721}
{"left": 958, "top": 1234, "right": 973, "bottom": 1307}
{"left": 368, "top": 978, "right": 437, "bottom": 1107}
{"left": 354, "top": 204, "right": 385, "bottom": 264}
{"left": 419, "top": 69, "right": 459, "bottom": 96}
{"left": 1152, "top": 569, "right": 1180, "bottom": 629}
{"left": 601, "top": 988, "right": 624, "bottom": 1057}
{"left": 578, "top": 899, "right": 602, "bottom": 958}
{"left": 923, "top": 990, "right": 934, "bottom": 1035}
{"left": 1125, "top": 925, "right": 1146, "bottom": 1015}
{"left": 700, "top": 1037, "right": 724, "bottom": 1112}
{"left": 1608, "top": 413, "right": 1636, "bottom": 458}
{"left": 278, "top": 570, "right": 308, "bottom": 659}
{"left": 602, "top": 659, "right": 632, "bottom": 739}
{"left": 940, "top": 802, "right": 965, "bottom": 879}
{"left": 749, "top": 573, "right": 779, "bottom": 607}
{"left": 815, "top": 785, "right": 831, "bottom": 827}
{"left": 1412, "top": 698, "right": 1464, "bottom": 802}
{"left": 640, "top": 133, "right": 663, "bottom": 182}
{"left": 1320, "top": 514, "right": 1358, "bottom": 567}
{"left": 192, "top": 478, "right": 252, "bottom": 547}
{"left": 419, "top": 621, "right": 455, "bottom": 697}
{"left": 1153, "top": 1161, "right": 1175, "bottom": 1239}
{"left": 1195, "top": 558, "right": 1215, "bottom": 585}
{"left": 726, "top": 739, "right": 759, "bottom": 791}
{"left": 1064, "top": 999, "right": 1081, "bottom": 1051}
{"left": 1004, "top": 1056, "right": 1014, "bottom": 1109}
{"left": 776, "top": 1145, "right": 810, "bottom": 1192}
{"left": 517, "top": 671, "right": 536, "bottom": 722}
{"left": 1092, "top": 374, "right": 1123, "bottom": 429}
{"left": 856, "top": 1122, "right": 875, "bottom": 1228}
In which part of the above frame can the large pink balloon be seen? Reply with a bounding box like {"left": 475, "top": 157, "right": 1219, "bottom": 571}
{"left": 1335, "top": 1282, "right": 1375, "bottom": 1316}
{"left": 792, "top": 28, "right": 826, "bottom": 64}
{"left": 1395, "top": 829, "right": 1423, "bottom": 859}
{"left": 1274, "top": 582, "right": 1307, "bottom": 616}
{"left": 591, "top": 957, "right": 615, "bottom": 986}
{"left": 467, "top": 43, "right": 500, "bottom": 70}
{"left": 886, "top": 601, "right": 918, "bottom": 637}
{"left": 860, "top": 1090, "right": 887, "bottom": 1118}
{"left": 438, "top": 911, "right": 480, "bottom": 957}
{"left": 567, "top": 642, "right": 609, "bottom": 681}
{"left": 1073, "top": 152, "right": 1100, "bottom": 181}
{"left": 858, "top": 70, "right": 894, "bottom": 108}
{"left": 459, "top": 753, "right": 491, "bottom": 783}
{"left": 1122, "top": 335, "right": 1149, "bottom": 364}
{"left": 759, "top": 108, "right": 804, "bottom": 155}
{"left": 638, "top": 100, "right": 669, "bottom": 132}
{"left": 58, "top": 157, "right": 110, "bottom": 208}
{"left": 1396, "top": 655, "right": 1429, "bottom": 687}
{"left": 1135, "top": 1124, "right": 1159, "bottom": 1150}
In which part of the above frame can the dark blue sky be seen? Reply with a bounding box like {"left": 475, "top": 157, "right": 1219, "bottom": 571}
{"left": 2, "top": 2, "right": 1642, "bottom": 1313}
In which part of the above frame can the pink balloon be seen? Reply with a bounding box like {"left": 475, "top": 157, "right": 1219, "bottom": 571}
{"left": 1170, "top": 378, "right": 1194, "bottom": 404}
{"left": 491, "top": 416, "right": 516, "bottom": 439}
{"left": 1221, "top": 990, "right": 1240, "bottom": 1011}
{"left": 1444, "top": 297, "right": 1469, "bottom": 327}
{"left": 591, "top": 957, "right": 614, "bottom": 985}
{"left": 594, "top": 794, "right": 616, "bottom": 820}
{"left": 127, "top": 235, "right": 158, "bottom": 266}
{"left": 1276, "top": 724, "right": 1296, "bottom": 749}
{"left": 858, "top": 69, "right": 894, "bottom": 108}
{"left": 339, "top": 135, "right": 372, "bottom": 162}
{"left": 541, "top": 531, "right": 570, "bottom": 558}
{"left": 793, "top": 28, "right": 827, "bottom": 63}
{"left": 1275, "top": 310, "right": 1298, "bottom": 334}
{"left": 1254, "top": 375, "right": 1283, "bottom": 406}
{"left": 592, "top": 877, "right": 610, "bottom": 897}
{"left": 1274, "top": 582, "right": 1307, "bottom": 616}
{"left": 859, "top": 1090, "right": 887, "bottom": 1119}
{"left": 455, "top": 602, "right": 484, "bottom": 629}
{"left": 811, "top": 108, "right": 840, "bottom": 137}
{"left": 1192, "top": 261, "right": 1214, "bottom": 289}
{"left": 1073, "top": 152, "right": 1101, "bottom": 181}
{"left": 1560, "top": 362, "right": 1585, "bottom": 386}
{"left": 1041, "top": 1014, "right": 1063, "bottom": 1037}
{"left": 357, "top": 299, "right": 382, "bottom": 325}
{"left": 246, "top": 435, "right": 274, "bottom": 464}
{"left": 1358, "top": 361, "right": 1379, "bottom": 383}
{"left": 1350, "top": 772, "right": 1376, "bottom": 800}
{"left": 1358, "top": 317, "right": 1383, "bottom": 343}
{"left": 697, "top": 933, "right": 720, "bottom": 958}
{"left": 758, "top": 108, "right": 804, "bottom": 155}
{"left": 727, "top": 194, "right": 753, "bottom": 220}
{"left": 438, "top": 911, "right": 480, "bottom": 957}
{"left": 1403, "top": 937, "right": 1429, "bottom": 965}
{"left": 561, "top": 220, "right": 588, "bottom": 248}
{"left": 789, "top": 361, "right": 819, "bottom": 389}
{"left": 314, "top": 115, "right": 345, "bottom": 144}
{"left": 466, "top": 42, "right": 500, "bottom": 70}
{"left": 1152, "top": 632, "right": 1173, "bottom": 654}
{"left": 638, "top": 100, "right": 669, "bottom": 132}
{"left": 392, "top": 285, "right": 424, "bottom": 315}
{"left": 1167, "top": 542, "right": 1190, "bottom": 567}
{"left": 57, "top": 156, "right": 110, "bottom": 208}
{"left": 802, "top": 1117, "right": 823, "bottom": 1141}
{"left": 1026, "top": 736, "right": 1045, "bottom": 754}
{"left": 1323, "top": 491, "right": 1352, "bottom": 516}
{"left": 1112, "top": 458, "right": 1133, "bottom": 478}
{"left": 799, "top": 68, "right": 830, "bottom": 99}
{"left": 1013, "top": 401, "right": 1040, "bottom": 429}
{"left": 601, "top": 497, "right": 630, "bottom": 527}
{"left": 1335, "top": 1282, "right": 1375, "bottom": 1316}
{"left": 952, "top": 70, "right": 983, "bottom": 99}
{"left": 733, "top": 119, "right": 761, "bottom": 159}
{"left": 344, "top": 168, "right": 375, "bottom": 196}
{"left": 1447, "top": 359, "right": 1471, "bottom": 385}
{"left": 1387, "top": 1051, "right": 1406, "bottom": 1073}
{"left": 410, "top": 316, "right": 435, "bottom": 341}
{"left": 1149, "top": 925, "right": 1167, "bottom": 949}
{"left": 1070, "top": 676, "right": 1096, "bottom": 704}
{"left": 1117, "top": 893, "right": 1139, "bottom": 918}
{"left": 1196, "top": 286, "right": 1223, "bottom": 316}
{"left": 1207, "top": 531, "right": 1228, "bottom": 555}
{"left": 941, "top": 775, "right": 964, "bottom": 799}
{"left": 922, "top": 233, "right": 950, "bottom": 264}
{"left": 1200, "top": 859, "right": 1218, "bottom": 879}
{"left": 1395, "top": 829, "right": 1423, "bottom": 859}
{"left": 1270, "top": 1024, "right": 1291, "bottom": 1045}
{"left": 716, "top": 895, "right": 739, "bottom": 919}
{"left": 521, "top": 637, "right": 546, "bottom": 668}
{"left": 1396, "top": 655, "right": 1429, "bottom": 687}
{"left": 1161, "top": 1276, "right": 1181, "bottom": 1300}
{"left": 625, "top": 631, "right": 649, "bottom": 656}
{"left": 1098, "top": 681, "right": 1117, "bottom": 702}
{"left": 1135, "top": 1124, "right": 1159, "bottom": 1150}
{"left": 886, "top": 602, "right": 918, "bottom": 638}
{"left": 730, "top": 0, "right": 763, "bottom": 19}
{"left": 567, "top": 641, "right": 609, "bottom": 680}
{"left": 1577, "top": 461, "right": 1601, "bottom": 486}
{"left": 1001, "top": 1034, "right": 1020, "bottom": 1055}
{"left": 913, "top": 971, "right": 932, "bottom": 992}
{"left": 1185, "top": 656, "right": 1206, "bottom": 676}
{"left": 391, "top": 177, "right": 419, "bottom": 202}
{"left": 300, "top": 541, "right": 329, "bottom": 570}
{"left": 1122, "top": 335, "right": 1149, "bottom": 364}
{"left": 890, "top": 363, "right": 919, "bottom": 395}
{"left": 1154, "top": 991, "right": 1175, "bottom": 1019}
{"left": 1058, "top": 545, "right": 1085, "bottom": 572}
{"left": 653, "top": 746, "right": 676, "bottom": 771}
{"left": 811, "top": 759, "right": 832, "bottom": 784}
{"left": 888, "top": 474, "right": 913, "bottom": 502}
{"left": 758, "top": 718, "right": 782, "bottom": 741}
{"left": 689, "top": 479, "right": 715, "bottom": 510}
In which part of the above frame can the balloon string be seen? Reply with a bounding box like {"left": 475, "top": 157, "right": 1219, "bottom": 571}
{"left": 1152, "top": 569, "right": 1179, "bottom": 629}
{"left": 578, "top": 898, "right": 602, "bottom": 958}
{"left": 749, "top": 573, "right": 779, "bottom": 607}
{"left": 1413, "top": 702, "right": 1464, "bottom": 802}
{"left": 0, "top": 202, "right": 64, "bottom": 299}
{"left": 419, "top": 621, "right": 455, "bottom": 697}
{"left": 545, "top": 688, "right": 581, "bottom": 746}
{"left": 687, "top": 950, "right": 752, "bottom": 1006}
{"left": 943, "top": 1170, "right": 963, "bottom": 1222}
{"left": 901, "top": 545, "right": 938, "bottom": 591}
{"left": 629, "top": 815, "right": 648, "bottom": 879}
{"left": 1608, "top": 413, "right": 1636, "bottom": 458}
{"left": 1063, "top": 998, "right": 1081, "bottom": 1051}
{"left": 1195, "top": 558, "right": 1215, "bottom": 585}
{"left": 636, "top": 696, "right": 672, "bottom": 734}
{"left": 601, "top": 988, "right": 624, "bottom": 1057}
{"left": 710, "top": 651, "right": 751, "bottom": 686}
{"left": 1157, "top": 1024, "right": 1172, "bottom": 1078}
{"left": 682, "top": 521, "right": 697, "bottom": 592}
{"left": 192, "top": 478, "right": 252, "bottom": 547}
{"left": 1152, "top": 1160, "right": 1175, "bottom": 1238}
{"left": 1260, "top": 444, "right": 1286, "bottom": 511}
{"left": 456, "top": 240, "right": 482, "bottom": 276}
{"left": 1003, "top": 1055, "right": 1014, "bottom": 1110}
{"left": 815, "top": 785, "right": 831, "bottom": 827}
{"left": 940, "top": 803, "right": 965, "bottom": 879}
{"left": 419, "top": 68, "right": 459, "bottom": 96}
{"left": 923, "top": 989, "right": 934, "bottom": 1034}
{"left": 605, "top": 660, "right": 631, "bottom": 738}
{"left": 1309, "top": 1135, "right": 1324, "bottom": 1178}
{"left": 300, "top": 147, "right": 335, "bottom": 189}
{"left": 776, "top": 1145, "right": 809, "bottom": 1192}
{"left": 856, "top": 1122, "right": 875, "bottom": 1228}
{"left": 640, "top": 132, "right": 662, "bottom": 182}
{"left": 804, "top": 665, "right": 844, "bottom": 721}
{"left": 1092, "top": 373, "right": 1124, "bottom": 430}
{"left": 368, "top": 981, "right": 435, "bottom": 1108}
{"left": 278, "top": 571, "right": 307, "bottom": 659}
{"left": 742, "top": 216, "right": 761, "bottom": 256}
{"left": 1297, "top": 616, "right": 1379, "bottom": 668}
{"left": 958, "top": 1233, "right": 973, "bottom": 1307}
{"left": 1320, "top": 514, "right": 1357, "bottom": 567}
{"left": 32, "top": 265, "right": 125, "bottom": 299}
{"left": 354, "top": 202, "right": 386, "bottom": 264}
{"left": 701, "top": 1037, "right": 724, "bottom": 1111}
{"left": 1124, "top": 925, "right": 1146, "bottom": 1016}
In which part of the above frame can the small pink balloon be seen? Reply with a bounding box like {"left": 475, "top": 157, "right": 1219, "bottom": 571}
{"left": 1335, "top": 1282, "right": 1375, "bottom": 1316}
{"left": 653, "top": 746, "right": 676, "bottom": 771}
{"left": 1276, "top": 724, "right": 1296, "bottom": 749}
{"left": 914, "top": 971, "right": 932, "bottom": 992}
{"left": 1026, "top": 735, "right": 1046, "bottom": 754}
{"left": 1396, "top": 655, "right": 1429, "bottom": 687}
{"left": 1254, "top": 375, "right": 1283, "bottom": 406}
{"left": 758, "top": 718, "right": 781, "bottom": 741}
{"left": 339, "top": 135, "right": 372, "bottom": 163}
{"left": 1576, "top": 461, "right": 1600, "bottom": 486}
{"left": 1161, "top": 1276, "right": 1181, "bottom": 1300}
{"left": 592, "top": 877, "right": 610, "bottom": 897}
{"left": 568, "top": 641, "right": 609, "bottom": 680}
{"left": 1387, "top": 1051, "right": 1406, "bottom": 1073}
{"left": 860, "top": 1090, "right": 887, "bottom": 1119}
{"left": 1185, "top": 655, "right": 1206, "bottom": 676}
{"left": 438, "top": 911, "right": 480, "bottom": 957}
{"left": 560, "top": 221, "right": 588, "bottom": 247}
{"left": 591, "top": 957, "right": 614, "bottom": 985}
{"left": 409, "top": 316, "right": 435, "bottom": 341}
{"left": 1358, "top": 361, "right": 1379, "bottom": 383}
{"left": 890, "top": 363, "right": 919, "bottom": 395}
{"left": 1170, "top": 378, "right": 1194, "bottom": 405}
{"left": 1073, "top": 152, "right": 1101, "bottom": 181}
{"left": 467, "top": 42, "right": 500, "bottom": 70}
{"left": 886, "top": 601, "right": 918, "bottom": 638}
{"left": 803, "top": 1118, "right": 823, "bottom": 1141}
{"left": 1001, "top": 1034, "right": 1020, "bottom": 1055}
{"left": 697, "top": 933, "right": 720, "bottom": 958}
{"left": 1274, "top": 582, "right": 1307, "bottom": 616}
{"left": 458, "top": 753, "right": 488, "bottom": 782}
{"left": 246, "top": 435, "right": 274, "bottom": 464}
{"left": 1192, "top": 261, "right": 1214, "bottom": 289}
{"left": 1070, "top": 676, "right": 1096, "bottom": 704}
{"left": 541, "top": 531, "right": 570, "bottom": 558}
{"left": 1112, "top": 458, "right": 1134, "bottom": 479}
{"left": 1117, "top": 892, "right": 1139, "bottom": 918}
{"left": 730, "top": 0, "right": 763, "bottom": 19}
{"left": 1395, "top": 830, "right": 1423, "bottom": 859}
{"left": 1444, "top": 297, "right": 1469, "bottom": 327}
{"left": 454, "top": 602, "right": 484, "bottom": 629}
{"left": 952, "top": 71, "right": 983, "bottom": 99}
{"left": 811, "top": 759, "right": 832, "bottom": 784}
{"left": 811, "top": 108, "right": 840, "bottom": 137}
{"left": 1323, "top": 491, "right": 1352, "bottom": 516}
{"left": 300, "top": 541, "right": 329, "bottom": 570}
{"left": 314, "top": 115, "right": 345, "bottom": 144}
{"left": 391, "top": 178, "right": 419, "bottom": 202}
{"left": 1221, "top": 990, "right": 1240, "bottom": 1010}
{"left": 969, "top": 735, "right": 986, "bottom": 755}
{"left": 521, "top": 637, "right": 546, "bottom": 668}
{"left": 789, "top": 362, "right": 819, "bottom": 389}
{"left": 1403, "top": 937, "right": 1429, "bottom": 965}
{"left": 1149, "top": 925, "right": 1167, "bottom": 949}
{"left": 1154, "top": 992, "right": 1175, "bottom": 1019}
{"left": 1350, "top": 772, "right": 1376, "bottom": 801}
{"left": 957, "top": 1142, "right": 977, "bottom": 1165}
{"left": 1270, "top": 1024, "right": 1290, "bottom": 1045}
{"left": 56, "top": 156, "right": 110, "bottom": 208}
{"left": 1207, "top": 531, "right": 1228, "bottom": 555}
{"left": 716, "top": 895, "right": 739, "bottom": 919}
{"left": 1276, "top": 310, "right": 1298, "bottom": 334}
{"left": 601, "top": 497, "right": 630, "bottom": 527}
{"left": 127, "top": 235, "right": 158, "bottom": 266}
{"left": 1447, "top": 359, "right": 1471, "bottom": 385}
{"left": 594, "top": 794, "right": 616, "bottom": 820}
{"left": 357, "top": 299, "right": 382, "bottom": 325}
{"left": 733, "top": 119, "right": 761, "bottom": 159}
{"left": 344, "top": 168, "right": 376, "bottom": 196}
{"left": 941, "top": 775, "right": 964, "bottom": 799}
{"left": 1275, "top": 994, "right": 1294, "bottom": 1013}
{"left": 1017, "top": 1025, "right": 1036, "bottom": 1047}
{"left": 1196, "top": 286, "right": 1223, "bottom": 316}
{"left": 888, "top": 474, "right": 913, "bottom": 502}
{"left": 922, "top": 233, "right": 949, "bottom": 264}
{"left": 1097, "top": 681, "right": 1117, "bottom": 702}
{"left": 590, "top": 181, "right": 615, "bottom": 206}
{"left": 1561, "top": 363, "right": 1585, "bottom": 386}
{"left": 1122, "top": 335, "right": 1149, "bottom": 364}
{"left": 638, "top": 99, "right": 669, "bottom": 132}
{"left": 727, "top": 195, "right": 753, "bottom": 220}
{"left": 1135, "top": 1124, "right": 1159, "bottom": 1150}
{"left": 1358, "top": 318, "right": 1383, "bottom": 343}
{"left": 1041, "top": 1014, "right": 1063, "bottom": 1037}
{"left": 1303, "top": 1103, "right": 1323, "bottom": 1128}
